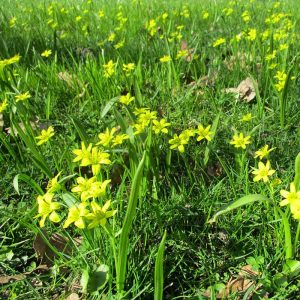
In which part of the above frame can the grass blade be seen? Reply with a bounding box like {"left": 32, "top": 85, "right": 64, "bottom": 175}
{"left": 154, "top": 230, "right": 167, "bottom": 300}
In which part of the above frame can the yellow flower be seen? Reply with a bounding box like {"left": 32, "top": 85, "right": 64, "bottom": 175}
{"left": 169, "top": 133, "right": 188, "bottom": 153}
{"left": 119, "top": 93, "right": 135, "bottom": 105}
{"left": 63, "top": 203, "right": 90, "bottom": 229}
{"left": 122, "top": 63, "right": 135, "bottom": 75}
{"left": 103, "top": 60, "right": 116, "bottom": 78}
{"left": 145, "top": 19, "right": 157, "bottom": 36}
{"left": 86, "top": 200, "right": 117, "bottom": 228}
{"left": 252, "top": 161, "right": 275, "bottom": 182}
{"left": 15, "top": 91, "right": 31, "bottom": 102}
{"left": 202, "top": 11, "right": 209, "bottom": 19}
{"left": 9, "top": 17, "right": 17, "bottom": 28}
{"left": 242, "top": 11, "right": 250, "bottom": 22}
{"left": 133, "top": 107, "right": 150, "bottom": 116}
{"left": 89, "top": 147, "right": 111, "bottom": 175}
{"left": 0, "top": 98, "right": 8, "bottom": 113}
{"left": 47, "top": 172, "right": 62, "bottom": 194}
{"left": 265, "top": 50, "right": 276, "bottom": 61}
{"left": 72, "top": 177, "right": 111, "bottom": 201}
{"left": 176, "top": 50, "right": 188, "bottom": 60}
{"left": 97, "top": 127, "right": 117, "bottom": 147}
{"left": 108, "top": 32, "right": 116, "bottom": 42}
{"left": 98, "top": 10, "right": 105, "bottom": 18}
{"left": 160, "top": 55, "right": 172, "bottom": 63}
{"left": 240, "top": 113, "right": 254, "bottom": 122}
{"left": 230, "top": 133, "right": 251, "bottom": 149}
{"left": 137, "top": 111, "right": 157, "bottom": 125}
{"left": 213, "top": 38, "right": 226, "bottom": 48}
{"left": 41, "top": 50, "right": 52, "bottom": 57}
{"left": 35, "top": 126, "right": 55, "bottom": 146}
{"left": 196, "top": 124, "right": 213, "bottom": 142}
{"left": 133, "top": 122, "right": 147, "bottom": 135}
{"left": 112, "top": 134, "right": 129, "bottom": 146}
{"left": 247, "top": 29, "right": 257, "bottom": 41}
{"left": 35, "top": 193, "right": 61, "bottom": 227}
{"left": 75, "top": 15, "right": 82, "bottom": 22}
{"left": 280, "top": 183, "right": 300, "bottom": 219}
{"left": 254, "top": 145, "right": 275, "bottom": 160}
{"left": 73, "top": 142, "right": 93, "bottom": 165}
{"left": 152, "top": 119, "right": 171, "bottom": 134}
{"left": 274, "top": 71, "right": 287, "bottom": 92}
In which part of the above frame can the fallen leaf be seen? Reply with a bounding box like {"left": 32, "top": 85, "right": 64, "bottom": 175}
{"left": 58, "top": 72, "right": 87, "bottom": 98}
{"left": 65, "top": 293, "right": 80, "bottom": 300}
{"left": 223, "top": 77, "right": 257, "bottom": 102}
{"left": 180, "top": 40, "right": 195, "bottom": 62}
{"left": 0, "top": 114, "right": 4, "bottom": 130}
{"left": 33, "top": 230, "right": 72, "bottom": 266}
{"left": 203, "top": 264, "right": 264, "bottom": 299}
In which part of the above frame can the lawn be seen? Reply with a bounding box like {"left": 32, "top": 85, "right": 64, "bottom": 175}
{"left": 1, "top": 0, "right": 300, "bottom": 299}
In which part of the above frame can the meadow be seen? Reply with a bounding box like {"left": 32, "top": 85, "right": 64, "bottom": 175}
{"left": 1, "top": 0, "right": 300, "bottom": 299}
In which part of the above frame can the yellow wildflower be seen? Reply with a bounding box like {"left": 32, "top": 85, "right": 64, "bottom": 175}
{"left": 240, "top": 113, "right": 254, "bottom": 122}
{"left": 160, "top": 55, "right": 172, "bottom": 63}
{"left": 35, "top": 126, "right": 55, "bottom": 146}
{"left": 254, "top": 145, "right": 275, "bottom": 160}
{"left": 97, "top": 127, "right": 117, "bottom": 147}
{"left": 120, "top": 93, "right": 135, "bottom": 105}
{"left": 15, "top": 91, "right": 31, "bottom": 102}
{"left": 0, "top": 98, "right": 8, "bottom": 113}
{"left": 112, "top": 134, "right": 129, "bottom": 147}
{"left": 252, "top": 161, "right": 275, "bottom": 182}
{"left": 63, "top": 203, "right": 90, "bottom": 229}
{"left": 196, "top": 124, "right": 213, "bottom": 142}
{"left": 86, "top": 200, "right": 117, "bottom": 228}
{"left": 230, "top": 133, "right": 251, "bottom": 149}
{"left": 213, "top": 38, "right": 226, "bottom": 48}
{"left": 41, "top": 50, "right": 52, "bottom": 58}
{"left": 280, "top": 182, "right": 300, "bottom": 219}
{"left": 103, "top": 60, "right": 116, "bottom": 78}
{"left": 152, "top": 119, "right": 171, "bottom": 134}
{"left": 35, "top": 193, "right": 61, "bottom": 227}
{"left": 169, "top": 133, "right": 189, "bottom": 153}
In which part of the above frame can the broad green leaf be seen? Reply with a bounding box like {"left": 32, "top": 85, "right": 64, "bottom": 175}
{"left": 117, "top": 151, "right": 146, "bottom": 294}
{"left": 294, "top": 152, "right": 300, "bottom": 191}
{"left": 154, "top": 230, "right": 167, "bottom": 300}
{"left": 13, "top": 174, "right": 43, "bottom": 195}
{"left": 283, "top": 259, "right": 300, "bottom": 278}
{"left": 101, "top": 96, "right": 118, "bottom": 119}
{"left": 208, "top": 194, "right": 269, "bottom": 223}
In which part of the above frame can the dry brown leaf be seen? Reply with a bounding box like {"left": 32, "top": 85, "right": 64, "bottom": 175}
{"left": 203, "top": 264, "right": 263, "bottom": 299}
{"left": 58, "top": 71, "right": 87, "bottom": 98}
{"left": 0, "top": 265, "right": 48, "bottom": 285}
{"left": 0, "top": 114, "right": 4, "bottom": 130}
{"left": 65, "top": 293, "right": 80, "bottom": 300}
{"left": 223, "top": 77, "right": 257, "bottom": 102}
{"left": 180, "top": 40, "right": 195, "bottom": 62}
{"left": 33, "top": 231, "right": 72, "bottom": 266}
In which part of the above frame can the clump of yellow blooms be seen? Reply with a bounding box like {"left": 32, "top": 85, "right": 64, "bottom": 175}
{"left": 230, "top": 133, "right": 251, "bottom": 149}
{"left": 274, "top": 71, "right": 287, "bottom": 92}
{"left": 35, "top": 126, "right": 55, "bottom": 146}
{"left": 103, "top": 60, "right": 116, "bottom": 78}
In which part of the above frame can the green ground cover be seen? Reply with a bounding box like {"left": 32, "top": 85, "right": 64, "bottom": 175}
{"left": 1, "top": 0, "right": 300, "bottom": 299}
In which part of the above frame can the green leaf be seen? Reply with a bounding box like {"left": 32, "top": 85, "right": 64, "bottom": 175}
{"left": 204, "top": 113, "right": 220, "bottom": 166}
{"left": 208, "top": 194, "right": 269, "bottom": 223}
{"left": 117, "top": 151, "right": 147, "bottom": 295}
{"left": 62, "top": 193, "right": 77, "bottom": 207}
{"left": 70, "top": 117, "right": 89, "bottom": 146}
{"left": 154, "top": 230, "right": 167, "bottom": 300}
{"left": 101, "top": 96, "right": 118, "bottom": 119}
{"left": 283, "top": 259, "right": 300, "bottom": 278}
{"left": 13, "top": 174, "right": 43, "bottom": 195}
{"left": 294, "top": 152, "right": 300, "bottom": 191}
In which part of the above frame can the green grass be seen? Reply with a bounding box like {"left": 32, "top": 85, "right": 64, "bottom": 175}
{"left": 1, "top": 0, "right": 300, "bottom": 299}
